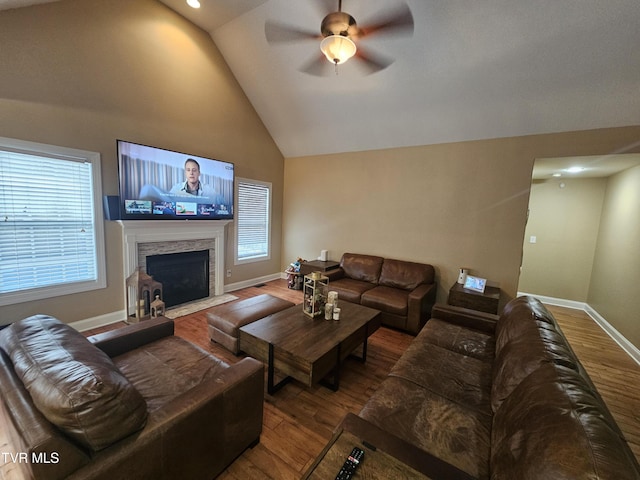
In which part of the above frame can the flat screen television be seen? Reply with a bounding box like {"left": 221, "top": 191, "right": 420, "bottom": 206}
{"left": 117, "top": 140, "right": 234, "bottom": 221}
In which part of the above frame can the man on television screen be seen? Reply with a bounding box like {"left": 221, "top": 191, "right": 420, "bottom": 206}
{"left": 170, "top": 159, "right": 219, "bottom": 199}
{"left": 138, "top": 157, "right": 226, "bottom": 207}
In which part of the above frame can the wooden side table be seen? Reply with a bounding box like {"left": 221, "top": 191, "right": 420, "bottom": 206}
{"left": 448, "top": 282, "right": 502, "bottom": 314}
{"left": 299, "top": 260, "right": 340, "bottom": 276}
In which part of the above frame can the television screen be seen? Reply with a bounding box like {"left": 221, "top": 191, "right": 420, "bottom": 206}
{"left": 117, "top": 140, "right": 234, "bottom": 221}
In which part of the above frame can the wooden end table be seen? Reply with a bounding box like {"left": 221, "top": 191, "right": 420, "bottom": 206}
{"left": 448, "top": 282, "right": 503, "bottom": 314}
{"left": 239, "top": 301, "right": 381, "bottom": 394}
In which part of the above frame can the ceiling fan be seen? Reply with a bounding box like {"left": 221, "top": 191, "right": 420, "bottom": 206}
{"left": 265, "top": 0, "right": 414, "bottom": 76}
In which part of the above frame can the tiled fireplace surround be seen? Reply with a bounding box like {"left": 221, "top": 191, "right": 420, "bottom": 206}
{"left": 118, "top": 220, "right": 230, "bottom": 315}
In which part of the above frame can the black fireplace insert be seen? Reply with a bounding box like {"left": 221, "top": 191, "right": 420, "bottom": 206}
{"left": 146, "top": 250, "right": 209, "bottom": 308}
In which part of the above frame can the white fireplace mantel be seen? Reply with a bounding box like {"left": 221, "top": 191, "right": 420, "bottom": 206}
{"left": 118, "top": 220, "right": 230, "bottom": 311}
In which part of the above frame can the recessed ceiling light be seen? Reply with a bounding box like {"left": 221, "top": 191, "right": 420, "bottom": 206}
{"left": 565, "top": 166, "right": 585, "bottom": 174}
{"left": 187, "top": 0, "right": 200, "bottom": 8}
{"left": 552, "top": 173, "right": 562, "bottom": 177}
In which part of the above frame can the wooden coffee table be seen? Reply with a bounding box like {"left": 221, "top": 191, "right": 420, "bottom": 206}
{"left": 239, "top": 301, "right": 381, "bottom": 394}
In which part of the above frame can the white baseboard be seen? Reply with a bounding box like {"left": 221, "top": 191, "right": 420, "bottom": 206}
{"left": 517, "top": 292, "right": 587, "bottom": 310}
{"left": 517, "top": 291, "right": 640, "bottom": 366}
{"left": 223, "top": 272, "right": 282, "bottom": 293}
{"left": 584, "top": 304, "right": 640, "bottom": 366}
{"left": 70, "top": 310, "right": 126, "bottom": 332}
{"left": 70, "top": 272, "right": 283, "bottom": 332}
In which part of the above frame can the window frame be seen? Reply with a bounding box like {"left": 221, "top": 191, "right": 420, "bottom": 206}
{"left": 234, "top": 177, "right": 272, "bottom": 265}
{"left": 0, "top": 137, "right": 106, "bottom": 306}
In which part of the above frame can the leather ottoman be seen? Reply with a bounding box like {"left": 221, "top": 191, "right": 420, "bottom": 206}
{"left": 207, "top": 294, "right": 295, "bottom": 354}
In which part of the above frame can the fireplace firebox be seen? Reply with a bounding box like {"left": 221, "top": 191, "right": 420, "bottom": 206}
{"left": 146, "top": 250, "right": 209, "bottom": 308}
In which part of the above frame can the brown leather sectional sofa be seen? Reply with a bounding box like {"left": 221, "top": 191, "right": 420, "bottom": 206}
{"left": 352, "top": 296, "right": 640, "bottom": 479}
{"left": 0, "top": 315, "right": 264, "bottom": 480}
{"left": 326, "top": 253, "right": 436, "bottom": 334}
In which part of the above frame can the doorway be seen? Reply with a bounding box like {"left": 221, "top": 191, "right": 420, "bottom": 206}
{"left": 517, "top": 154, "right": 640, "bottom": 304}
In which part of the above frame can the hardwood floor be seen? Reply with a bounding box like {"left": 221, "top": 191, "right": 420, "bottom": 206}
{"left": 83, "top": 280, "right": 640, "bottom": 477}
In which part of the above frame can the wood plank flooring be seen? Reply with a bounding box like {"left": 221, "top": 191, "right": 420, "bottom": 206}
{"left": 82, "top": 280, "right": 640, "bottom": 477}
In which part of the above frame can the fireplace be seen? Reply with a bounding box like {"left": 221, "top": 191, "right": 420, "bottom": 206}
{"left": 147, "top": 250, "right": 210, "bottom": 308}
{"left": 118, "top": 220, "right": 230, "bottom": 317}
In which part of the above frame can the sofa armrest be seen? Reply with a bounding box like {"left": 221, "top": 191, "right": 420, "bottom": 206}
{"left": 133, "top": 356, "right": 265, "bottom": 479}
{"left": 406, "top": 283, "right": 437, "bottom": 334}
{"left": 431, "top": 303, "right": 498, "bottom": 333}
{"left": 325, "top": 267, "right": 345, "bottom": 282}
{"left": 149, "top": 356, "right": 264, "bottom": 445}
{"left": 88, "top": 317, "right": 174, "bottom": 357}
{"left": 69, "top": 357, "right": 264, "bottom": 480}
{"left": 340, "top": 413, "right": 475, "bottom": 480}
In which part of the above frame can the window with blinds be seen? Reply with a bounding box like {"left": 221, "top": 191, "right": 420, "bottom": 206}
{"left": 235, "top": 178, "right": 271, "bottom": 263}
{"left": 0, "top": 137, "right": 106, "bottom": 306}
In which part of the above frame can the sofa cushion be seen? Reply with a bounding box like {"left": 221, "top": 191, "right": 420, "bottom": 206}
{"left": 378, "top": 258, "right": 435, "bottom": 290}
{"left": 491, "top": 363, "right": 638, "bottom": 480}
{"left": 491, "top": 295, "right": 581, "bottom": 412}
{"left": 361, "top": 286, "right": 408, "bottom": 316}
{"left": 360, "top": 376, "right": 491, "bottom": 480}
{"left": 421, "top": 318, "right": 495, "bottom": 362}
{"left": 328, "top": 277, "right": 377, "bottom": 303}
{"left": 390, "top": 334, "right": 493, "bottom": 416}
{"left": 1, "top": 315, "right": 148, "bottom": 452}
{"left": 495, "top": 296, "right": 558, "bottom": 351}
{"left": 491, "top": 328, "right": 580, "bottom": 413}
{"left": 113, "top": 336, "right": 230, "bottom": 412}
{"left": 340, "top": 253, "right": 384, "bottom": 284}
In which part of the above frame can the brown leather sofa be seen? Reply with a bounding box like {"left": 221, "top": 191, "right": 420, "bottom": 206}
{"left": 352, "top": 296, "right": 640, "bottom": 479}
{"left": 325, "top": 253, "right": 436, "bottom": 334}
{"left": 0, "top": 315, "right": 264, "bottom": 480}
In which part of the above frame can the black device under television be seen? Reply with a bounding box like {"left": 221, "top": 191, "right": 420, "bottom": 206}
{"left": 116, "top": 139, "right": 234, "bottom": 221}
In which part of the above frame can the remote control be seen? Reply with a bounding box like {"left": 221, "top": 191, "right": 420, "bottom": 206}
{"left": 335, "top": 446, "right": 364, "bottom": 480}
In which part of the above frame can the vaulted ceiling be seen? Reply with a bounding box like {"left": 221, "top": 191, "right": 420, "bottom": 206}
{"left": 160, "top": 0, "right": 640, "bottom": 158}
{"left": 3, "top": 0, "right": 640, "bottom": 159}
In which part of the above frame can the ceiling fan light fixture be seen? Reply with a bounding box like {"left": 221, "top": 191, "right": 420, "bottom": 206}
{"left": 320, "top": 35, "right": 356, "bottom": 65}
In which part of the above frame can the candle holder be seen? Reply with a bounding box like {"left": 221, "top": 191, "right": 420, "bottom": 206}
{"left": 150, "top": 295, "right": 166, "bottom": 318}
{"left": 125, "top": 267, "right": 162, "bottom": 323}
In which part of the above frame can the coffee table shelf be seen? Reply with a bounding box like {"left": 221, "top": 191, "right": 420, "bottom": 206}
{"left": 239, "top": 301, "right": 381, "bottom": 394}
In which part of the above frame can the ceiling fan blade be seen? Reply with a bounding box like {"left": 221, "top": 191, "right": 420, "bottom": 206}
{"left": 265, "top": 20, "right": 320, "bottom": 44}
{"left": 299, "top": 54, "right": 335, "bottom": 77}
{"left": 356, "top": 3, "right": 414, "bottom": 39}
{"left": 354, "top": 47, "right": 394, "bottom": 74}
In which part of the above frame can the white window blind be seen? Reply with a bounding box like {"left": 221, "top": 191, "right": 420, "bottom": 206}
{"left": 236, "top": 179, "right": 271, "bottom": 263}
{"left": 0, "top": 138, "right": 105, "bottom": 305}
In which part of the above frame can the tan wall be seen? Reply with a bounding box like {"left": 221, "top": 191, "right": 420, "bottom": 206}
{"left": 0, "top": 0, "right": 284, "bottom": 324}
{"left": 519, "top": 178, "right": 606, "bottom": 301}
{"left": 588, "top": 165, "right": 640, "bottom": 346}
{"left": 283, "top": 127, "right": 640, "bottom": 306}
